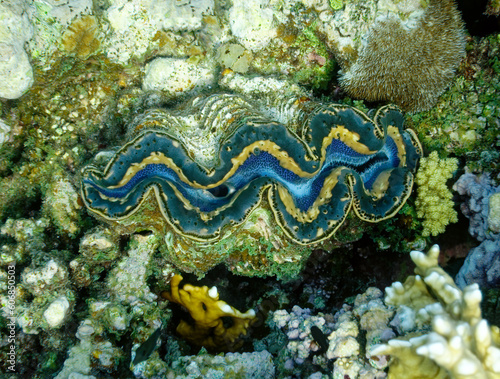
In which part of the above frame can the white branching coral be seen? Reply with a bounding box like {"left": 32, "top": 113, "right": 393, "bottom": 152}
{"left": 370, "top": 245, "right": 500, "bottom": 379}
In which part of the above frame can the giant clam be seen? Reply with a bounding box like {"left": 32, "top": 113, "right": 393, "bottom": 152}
{"left": 81, "top": 93, "right": 421, "bottom": 276}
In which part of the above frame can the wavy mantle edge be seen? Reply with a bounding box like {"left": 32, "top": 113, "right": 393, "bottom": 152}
{"left": 81, "top": 97, "right": 422, "bottom": 245}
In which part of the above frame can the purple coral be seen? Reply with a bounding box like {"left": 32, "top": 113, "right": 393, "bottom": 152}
{"left": 453, "top": 173, "right": 500, "bottom": 242}
{"left": 453, "top": 173, "right": 500, "bottom": 288}
{"left": 456, "top": 240, "right": 500, "bottom": 288}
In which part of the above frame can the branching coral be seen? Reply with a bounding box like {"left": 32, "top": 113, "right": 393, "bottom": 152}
{"left": 371, "top": 245, "right": 500, "bottom": 379}
{"left": 162, "top": 274, "right": 256, "bottom": 351}
{"left": 415, "top": 151, "right": 458, "bottom": 237}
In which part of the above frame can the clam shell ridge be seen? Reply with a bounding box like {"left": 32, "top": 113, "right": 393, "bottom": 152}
{"left": 81, "top": 94, "right": 422, "bottom": 245}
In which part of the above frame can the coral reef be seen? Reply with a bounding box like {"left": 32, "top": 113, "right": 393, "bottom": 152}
{"left": 42, "top": 175, "right": 82, "bottom": 237}
{"left": 456, "top": 241, "right": 500, "bottom": 289}
{"left": 454, "top": 173, "right": 500, "bottom": 242}
{"left": 454, "top": 173, "right": 500, "bottom": 288}
{"left": 0, "top": 218, "right": 48, "bottom": 265}
{"left": 142, "top": 57, "right": 216, "bottom": 96}
{"left": 266, "top": 286, "right": 393, "bottom": 378}
{"left": 15, "top": 259, "right": 75, "bottom": 334}
{"left": 106, "top": 234, "right": 160, "bottom": 304}
{"left": 0, "top": 49, "right": 141, "bottom": 227}
{"left": 55, "top": 319, "right": 125, "bottom": 379}
{"left": 371, "top": 245, "right": 500, "bottom": 379}
{"left": 162, "top": 274, "right": 256, "bottom": 351}
{"left": 55, "top": 233, "right": 169, "bottom": 378}
{"left": 215, "top": 43, "right": 254, "bottom": 74}
{"left": 103, "top": 0, "right": 215, "bottom": 63}
{"left": 219, "top": 26, "right": 336, "bottom": 90}
{"left": 1, "top": 0, "right": 499, "bottom": 376}
{"left": 272, "top": 305, "right": 334, "bottom": 364}
{"left": 0, "top": 118, "right": 10, "bottom": 147}
{"left": 229, "top": 0, "right": 277, "bottom": 52}
{"left": 486, "top": 0, "right": 500, "bottom": 16}
{"left": 327, "top": 287, "right": 394, "bottom": 378}
{"left": 415, "top": 151, "right": 458, "bottom": 237}
{"left": 69, "top": 227, "right": 122, "bottom": 288}
{"left": 490, "top": 193, "right": 500, "bottom": 233}
{"left": 27, "top": 0, "right": 93, "bottom": 63}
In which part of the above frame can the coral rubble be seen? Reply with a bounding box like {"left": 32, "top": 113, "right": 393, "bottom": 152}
{"left": 0, "top": 0, "right": 34, "bottom": 99}
{"left": 133, "top": 349, "right": 276, "bottom": 378}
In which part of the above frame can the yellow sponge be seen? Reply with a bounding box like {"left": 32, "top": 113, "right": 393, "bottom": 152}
{"left": 162, "top": 275, "right": 256, "bottom": 351}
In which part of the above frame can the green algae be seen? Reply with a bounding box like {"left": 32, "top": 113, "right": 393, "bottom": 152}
{"left": 329, "top": 0, "right": 344, "bottom": 10}
{"left": 367, "top": 201, "right": 424, "bottom": 253}
{"left": 291, "top": 26, "right": 336, "bottom": 89}
{"left": 407, "top": 34, "right": 500, "bottom": 177}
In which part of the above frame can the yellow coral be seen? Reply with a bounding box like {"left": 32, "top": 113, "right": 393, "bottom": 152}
{"left": 415, "top": 151, "right": 458, "bottom": 237}
{"left": 162, "top": 275, "right": 256, "bottom": 351}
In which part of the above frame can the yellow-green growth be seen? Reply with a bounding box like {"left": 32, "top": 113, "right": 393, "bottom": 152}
{"left": 415, "top": 151, "right": 458, "bottom": 237}
{"left": 329, "top": 0, "right": 344, "bottom": 10}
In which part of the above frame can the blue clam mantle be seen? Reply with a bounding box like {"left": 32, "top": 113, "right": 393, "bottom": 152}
{"left": 82, "top": 95, "right": 421, "bottom": 244}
